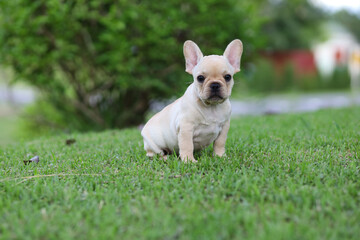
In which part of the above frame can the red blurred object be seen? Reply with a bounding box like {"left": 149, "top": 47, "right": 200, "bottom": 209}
{"left": 334, "top": 47, "right": 348, "bottom": 65}
{"left": 335, "top": 48, "right": 342, "bottom": 64}
{"left": 262, "top": 50, "right": 317, "bottom": 76}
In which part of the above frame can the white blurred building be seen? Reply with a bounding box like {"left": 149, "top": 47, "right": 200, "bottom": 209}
{"left": 313, "top": 23, "right": 360, "bottom": 90}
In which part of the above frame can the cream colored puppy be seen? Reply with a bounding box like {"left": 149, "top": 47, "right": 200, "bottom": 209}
{"left": 141, "top": 39, "right": 243, "bottom": 162}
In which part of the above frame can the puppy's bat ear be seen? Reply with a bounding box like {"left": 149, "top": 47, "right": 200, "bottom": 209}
{"left": 223, "top": 39, "right": 243, "bottom": 73}
{"left": 183, "top": 40, "right": 203, "bottom": 74}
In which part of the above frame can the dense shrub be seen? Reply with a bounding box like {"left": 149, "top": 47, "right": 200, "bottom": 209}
{"left": 245, "top": 59, "right": 350, "bottom": 93}
{"left": 0, "top": 0, "right": 264, "bottom": 132}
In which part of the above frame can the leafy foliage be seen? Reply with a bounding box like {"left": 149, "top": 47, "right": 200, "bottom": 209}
{"left": 261, "top": 0, "right": 326, "bottom": 50}
{"left": 332, "top": 10, "right": 360, "bottom": 42}
{"left": 0, "top": 0, "right": 264, "bottom": 132}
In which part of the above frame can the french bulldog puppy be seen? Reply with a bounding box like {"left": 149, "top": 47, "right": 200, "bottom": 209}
{"left": 141, "top": 39, "right": 243, "bottom": 162}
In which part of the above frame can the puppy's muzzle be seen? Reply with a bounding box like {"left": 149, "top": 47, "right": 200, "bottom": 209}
{"left": 210, "top": 82, "right": 221, "bottom": 92}
{"left": 209, "top": 82, "right": 223, "bottom": 98}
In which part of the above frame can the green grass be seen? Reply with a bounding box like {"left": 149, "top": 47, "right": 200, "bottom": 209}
{"left": 1, "top": 107, "right": 360, "bottom": 240}
{"left": 0, "top": 115, "right": 19, "bottom": 145}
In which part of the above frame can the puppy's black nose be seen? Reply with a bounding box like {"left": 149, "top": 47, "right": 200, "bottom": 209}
{"left": 210, "top": 83, "right": 221, "bottom": 91}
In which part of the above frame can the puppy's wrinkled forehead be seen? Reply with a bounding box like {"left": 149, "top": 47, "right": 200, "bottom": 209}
{"left": 194, "top": 55, "right": 232, "bottom": 76}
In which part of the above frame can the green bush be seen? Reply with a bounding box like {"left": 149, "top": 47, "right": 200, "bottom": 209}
{"left": 323, "top": 66, "right": 351, "bottom": 89}
{"left": 245, "top": 59, "right": 277, "bottom": 92}
{"left": 244, "top": 59, "right": 351, "bottom": 93}
{"left": 0, "top": 0, "right": 264, "bottom": 133}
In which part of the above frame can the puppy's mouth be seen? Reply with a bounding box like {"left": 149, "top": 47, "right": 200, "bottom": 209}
{"left": 208, "top": 94, "right": 223, "bottom": 100}
{"left": 204, "top": 94, "right": 225, "bottom": 105}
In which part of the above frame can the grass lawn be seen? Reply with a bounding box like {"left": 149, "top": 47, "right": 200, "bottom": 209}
{"left": 0, "top": 115, "right": 19, "bottom": 146}
{"left": 0, "top": 103, "right": 21, "bottom": 146}
{"left": 0, "top": 107, "right": 359, "bottom": 240}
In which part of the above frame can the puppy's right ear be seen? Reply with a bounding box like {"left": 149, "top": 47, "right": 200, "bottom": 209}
{"left": 183, "top": 40, "right": 203, "bottom": 74}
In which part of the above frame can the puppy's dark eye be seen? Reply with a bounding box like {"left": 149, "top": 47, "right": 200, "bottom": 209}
{"left": 197, "top": 75, "right": 205, "bottom": 83}
{"left": 224, "top": 74, "right": 232, "bottom": 82}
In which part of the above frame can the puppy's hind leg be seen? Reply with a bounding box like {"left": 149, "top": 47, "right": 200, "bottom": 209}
{"left": 146, "top": 150, "right": 155, "bottom": 158}
{"left": 145, "top": 148, "right": 168, "bottom": 161}
{"left": 143, "top": 139, "right": 163, "bottom": 160}
{"left": 144, "top": 141, "right": 156, "bottom": 158}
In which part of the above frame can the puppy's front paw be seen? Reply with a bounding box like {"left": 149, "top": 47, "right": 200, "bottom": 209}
{"left": 183, "top": 158, "right": 198, "bottom": 163}
{"left": 215, "top": 153, "right": 227, "bottom": 158}
{"left": 180, "top": 155, "right": 197, "bottom": 163}
{"left": 214, "top": 148, "right": 226, "bottom": 157}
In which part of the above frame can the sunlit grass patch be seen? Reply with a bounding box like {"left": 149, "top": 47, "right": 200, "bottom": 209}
{"left": 1, "top": 107, "right": 359, "bottom": 240}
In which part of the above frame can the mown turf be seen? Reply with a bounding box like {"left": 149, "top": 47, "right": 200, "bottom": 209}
{"left": 1, "top": 107, "right": 359, "bottom": 240}
{"left": 0, "top": 115, "right": 18, "bottom": 145}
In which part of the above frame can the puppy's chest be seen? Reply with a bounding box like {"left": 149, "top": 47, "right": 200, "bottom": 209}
{"left": 193, "top": 120, "right": 226, "bottom": 149}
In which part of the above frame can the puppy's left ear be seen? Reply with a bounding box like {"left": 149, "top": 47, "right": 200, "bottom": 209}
{"left": 223, "top": 39, "right": 243, "bottom": 73}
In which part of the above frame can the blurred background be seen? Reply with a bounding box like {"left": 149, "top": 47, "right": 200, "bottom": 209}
{"left": 0, "top": 0, "right": 360, "bottom": 145}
